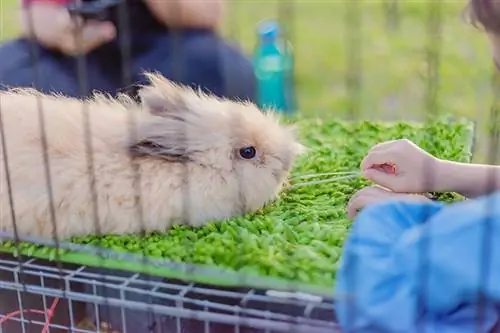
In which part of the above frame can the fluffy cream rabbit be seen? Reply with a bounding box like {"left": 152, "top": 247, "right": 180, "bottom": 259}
{"left": 0, "top": 73, "right": 305, "bottom": 241}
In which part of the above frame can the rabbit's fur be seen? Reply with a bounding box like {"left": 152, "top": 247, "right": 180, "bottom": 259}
{"left": 0, "top": 73, "right": 305, "bottom": 240}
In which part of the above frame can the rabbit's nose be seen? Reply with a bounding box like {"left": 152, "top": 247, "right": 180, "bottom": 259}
{"left": 273, "top": 167, "right": 289, "bottom": 182}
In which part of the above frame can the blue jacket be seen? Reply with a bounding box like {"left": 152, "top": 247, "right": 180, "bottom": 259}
{"left": 335, "top": 192, "right": 500, "bottom": 333}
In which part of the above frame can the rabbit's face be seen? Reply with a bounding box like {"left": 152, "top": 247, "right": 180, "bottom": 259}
{"left": 129, "top": 73, "right": 305, "bottom": 211}
{"left": 220, "top": 103, "right": 305, "bottom": 211}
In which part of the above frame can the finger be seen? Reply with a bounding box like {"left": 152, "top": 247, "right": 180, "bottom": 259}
{"left": 346, "top": 189, "right": 365, "bottom": 213}
{"left": 360, "top": 149, "right": 398, "bottom": 172}
{"left": 347, "top": 193, "right": 381, "bottom": 220}
{"left": 62, "top": 21, "right": 115, "bottom": 55}
{"left": 347, "top": 185, "right": 411, "bottom": 219}
{"left": 349, "top": 185, "right": 391, "bottom": 202}
{"left": 362, "top": 168, "right": 401, "bottom": 192}
{"left": 67, "top": 14, "right": 85, "bottom": 28}
{"left": 346, "top": 186, "right": 388, "bottom": 219}
{"left": 80, "top": 21, "right": 116, "bottom": 47}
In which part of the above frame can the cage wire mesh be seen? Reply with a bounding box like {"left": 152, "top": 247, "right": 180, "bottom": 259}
{"left": 0, "top": 0, "right": 498, "bottom": 332}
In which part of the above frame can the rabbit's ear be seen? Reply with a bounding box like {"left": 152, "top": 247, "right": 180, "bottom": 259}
{"left": 128, "top": 120, "right": 191, "bottom": 162}
{"left": 138, "top": 73, "right": 187, "bottom": 118}
{"left": 129, "top": 138, "right": 190, "bottom": 162}
{"left": 138, "top": 86, "right": 184, "bottom": 118}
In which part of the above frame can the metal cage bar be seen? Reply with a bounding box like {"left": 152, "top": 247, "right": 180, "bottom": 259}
{"left": 0, "top": 255, "right": 338, "bottom": 333}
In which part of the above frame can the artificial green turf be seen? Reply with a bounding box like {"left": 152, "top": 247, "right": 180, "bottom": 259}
{"left": 0, "top": 118, "right": 474, "bottom": 289}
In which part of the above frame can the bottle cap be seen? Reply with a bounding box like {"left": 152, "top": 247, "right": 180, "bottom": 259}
{"left": 257, "top": 20, "right": 280, "bottom": 42}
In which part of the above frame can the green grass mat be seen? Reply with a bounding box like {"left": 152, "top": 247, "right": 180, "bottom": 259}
{"left": 0, "top": 118, "right": 475, "bottom": 296}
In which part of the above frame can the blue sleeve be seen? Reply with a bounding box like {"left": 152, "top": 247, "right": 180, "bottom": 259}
{"left": 334, "top": 192, "right": 500, "bottom": 333}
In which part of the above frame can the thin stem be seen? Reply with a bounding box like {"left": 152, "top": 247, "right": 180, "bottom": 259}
{"left": 291, "top": 171, "right": 361, "bottom": 180}
{"left": 290, "top": 174, "right": 361, "bottom": 189}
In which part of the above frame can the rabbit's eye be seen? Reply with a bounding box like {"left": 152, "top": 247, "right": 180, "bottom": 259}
{"left": 239, "top": 146, "right": 257, "bottom": 159}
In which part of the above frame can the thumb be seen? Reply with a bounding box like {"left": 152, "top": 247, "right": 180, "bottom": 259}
{"left": 362, "top": 168, "right": 399, "bottom": 192}
{"left": 80, "top": 21, "right": 116, "bottom": 46}
{"left": 61, "top": 21, "right": 115, "bottom": 55}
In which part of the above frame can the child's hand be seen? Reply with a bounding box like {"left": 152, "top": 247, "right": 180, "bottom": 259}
{"left": 20, "top": 3, "right": 116, "bottom": 56}
{"left": 347, "top": 185, "right": 432, "bottom": 219}
{"left": 360, "top": 139, "right": 442, "bottom": 194}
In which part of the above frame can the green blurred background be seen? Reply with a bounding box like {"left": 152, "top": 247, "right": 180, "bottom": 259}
{"left": 0, "top": 0, "right": 497, "bottom": 160}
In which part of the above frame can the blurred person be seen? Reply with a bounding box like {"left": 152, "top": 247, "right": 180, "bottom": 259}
{"left": 466, "top": 0, "right": 500, "bottom": 69}
{"left": 0, "top": 0, "right": 256, "bottom": 102}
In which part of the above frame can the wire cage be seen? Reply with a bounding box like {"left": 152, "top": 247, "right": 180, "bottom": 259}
{"left": 0, "top": 0, "right": 499, "bottom": 332}
{"left": 0, "top": 254, "right": 337, "bottom": 333}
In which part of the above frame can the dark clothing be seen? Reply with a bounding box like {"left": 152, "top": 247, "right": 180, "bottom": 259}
{"left": 0, "top": 0, "right": 256, "bottom": 102}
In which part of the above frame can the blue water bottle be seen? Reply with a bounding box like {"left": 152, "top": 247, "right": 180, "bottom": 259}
{"left": 253, "top": 20, "right": 296, "bottom": 115}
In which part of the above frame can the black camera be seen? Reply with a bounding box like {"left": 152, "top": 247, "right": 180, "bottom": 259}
{"left": 66, "top": 0, "right": 124, "bottom": 21}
